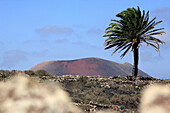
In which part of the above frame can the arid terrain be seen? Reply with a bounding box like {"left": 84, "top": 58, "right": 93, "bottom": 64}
{"left": 0, "top": 70, "right": 170, "bottom": 113}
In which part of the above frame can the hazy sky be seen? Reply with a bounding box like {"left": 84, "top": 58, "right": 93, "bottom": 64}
{"left": 0, "top": 0, "right": 170, "bottom": 79}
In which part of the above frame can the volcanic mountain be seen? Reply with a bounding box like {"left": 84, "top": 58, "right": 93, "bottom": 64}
{"left": 30, "top": 58, "right": 149, "bottom": 77}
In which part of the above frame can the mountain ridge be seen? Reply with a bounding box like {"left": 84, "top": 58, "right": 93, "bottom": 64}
{"left": 30, "top": 57, "right": 150, "bottom": 77}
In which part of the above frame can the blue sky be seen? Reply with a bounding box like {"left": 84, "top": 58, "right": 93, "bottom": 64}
{"left": 0, "top": 0, "right": 170, "bottom": 79}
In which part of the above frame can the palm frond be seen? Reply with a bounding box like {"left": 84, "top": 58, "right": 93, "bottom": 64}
{"left": 118, "top": 43, "right": 132, "bottom": 53}
{"left": 148, "top": 31, "right": 165, "bottom": 36}
{"left": 103, "top": 6, "right": 165, "bottom": 58}
{"left": 120, "top": 45, "right": 132, "bottom": 58}
{"left": 145, "top": 28, "right": 164, "bottom": 35}
{"left": 147, "top": 36, "right": 165, "bottom": 45}
{"left": 105, "top": 42, "right": 123, "bottom": 49}
{"left": 148, "top": 43, "right": 160, "bottom": 55}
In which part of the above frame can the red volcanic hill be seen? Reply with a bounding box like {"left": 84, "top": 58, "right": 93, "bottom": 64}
{"left": 30, "top": 58, "right": 149, "bottom": 77}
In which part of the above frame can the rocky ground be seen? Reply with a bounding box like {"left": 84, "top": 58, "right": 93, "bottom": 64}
{"left": 0, "top": 70, "right": 170, "bottom": 113}
{"left": 56, "top": 75, "right": 170, "bottom": 113}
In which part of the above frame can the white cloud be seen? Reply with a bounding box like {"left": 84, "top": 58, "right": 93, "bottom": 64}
{"left": 1, "top": 50, "right": 27, "bottom": 68}
{"left": 0, "top": 41, "right": 4, "bottom": 46}
{"left": 152, "top": 7, "right": 170, "bottom": 15}
{"left": 152, "top": 7, "right": 170, "bottom": 27}
{"left": 4, "top": 50, "right": 26, "bottom": 55}
{"left": 87, "top": 28, "right": 104, "bottom": 35}
{"left": 31, "top": 49, "right": 49, "bottom": 57}
{"left": 23, "top": 40, "right": 34, "bottom": 44}
{"left": 35, "top": 25, "right": 73, "bottom": 37}
{"left": 55, "top": 38, "right": 69, "bottom": 43}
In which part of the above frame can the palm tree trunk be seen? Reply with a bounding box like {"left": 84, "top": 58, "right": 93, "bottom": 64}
{"left": 132, "top": 45, "right": 139, "bottom": 80}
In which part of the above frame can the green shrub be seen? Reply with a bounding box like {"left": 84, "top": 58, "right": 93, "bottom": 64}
{"left": 0, "top": 70, "right": 11, "bottom": 79}
{"left": 85, "top": 81, "right": 96, "bottom": 88}
{"left": 77, "top": 76, "right": 88, "bottom": 84}
{"left": 97, "top": 96, "right": 110, "bottom": 104}
{"left": 35, "top": 70, "right": 48, "bottom": 76}
{"left": 24, "top": 70, "right": 35, "bottom": 76}
{"left": 72, "top": 97, "right": 82, "bottom": 103}
{"left": 120, "top": 105, "right": 125, "bottom": 109}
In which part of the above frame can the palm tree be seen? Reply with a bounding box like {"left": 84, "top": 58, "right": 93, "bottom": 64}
{"left": 103, "top": 6, "right": 165, "bottom": 80}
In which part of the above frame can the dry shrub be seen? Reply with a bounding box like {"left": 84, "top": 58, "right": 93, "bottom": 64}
{"left": 0, "top": 73, "right": 82, "bottom": 113}
{"left": 96, "top": 110, "right": 119, "bottom": 113}
{"left": 3, "top": 73, "right": 170, "bottom": 113}
{"left": 140, "top": 84, "right": 170, "bottom": 113}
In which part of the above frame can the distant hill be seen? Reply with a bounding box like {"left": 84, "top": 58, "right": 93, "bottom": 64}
{"left": 30, "top": 58, "right": 150, "bottom": 77}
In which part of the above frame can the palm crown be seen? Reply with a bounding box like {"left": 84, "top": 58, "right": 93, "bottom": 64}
{"left": 103, "top": 6, "right": 165, "bottom": 79}
{"left": 103, "top": 6, "right": 165, "bottom": 58}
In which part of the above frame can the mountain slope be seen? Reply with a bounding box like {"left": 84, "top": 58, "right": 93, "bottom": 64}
{"left": 30, "top": 58, "right": 149, "bottom": 77}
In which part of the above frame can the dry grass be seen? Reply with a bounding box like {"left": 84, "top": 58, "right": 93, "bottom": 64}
{"left": 0, "top": 72, "right": 170, "bottom": 113}
{"left": 140, "top": 84, "right": 170, "bottom": 113}
{"left": 0, "top": 73, "right": 82, "bottom": 113}
{"left": 96, "top": 110, "right": 119, "bottom": 113}
{"left": 0, "top": 73, "right": 121, "bottom": 113}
